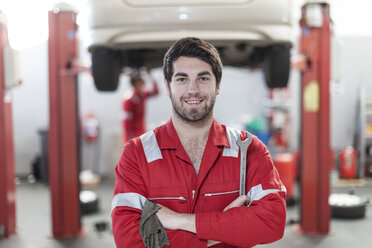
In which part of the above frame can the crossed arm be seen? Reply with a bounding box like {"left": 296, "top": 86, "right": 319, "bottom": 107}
{"left": 156, "top": 195, "right": 250, "bottom": 247}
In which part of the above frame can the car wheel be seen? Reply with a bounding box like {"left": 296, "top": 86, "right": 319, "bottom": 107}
{"left": 80, "top": 190, "right": 99, "bottom": 214}
{"left": 329, "top": 193, "right": 367, "bottom": 219}
{"left": 264, "top": 45, "right": 290, "bottom": 89}
{"left": 91, "top": 48, "right": 121, "bottom": 91}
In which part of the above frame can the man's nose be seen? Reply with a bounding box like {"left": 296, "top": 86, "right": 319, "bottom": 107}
{"left": 187, "top": 79, "right": 199, "bottom": 94}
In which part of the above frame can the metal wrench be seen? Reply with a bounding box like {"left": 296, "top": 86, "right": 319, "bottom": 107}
{"left": 236, "top": 131, "right": 252, "bottom": 196}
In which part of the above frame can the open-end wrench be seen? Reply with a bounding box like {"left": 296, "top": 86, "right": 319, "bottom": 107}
{"left": 236, "top": 131, "right": 252, "bottom": 196}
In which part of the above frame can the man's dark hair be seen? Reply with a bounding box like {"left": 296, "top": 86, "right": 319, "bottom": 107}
{"left": 163, "top": 37, "right": 223, "bottom": 85}
{"left": 130, "top": 70, "right": 142, "bottom": 87}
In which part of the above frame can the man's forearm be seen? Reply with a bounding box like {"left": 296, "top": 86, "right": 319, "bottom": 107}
{"left": 156, "top": 206, "right": 196, "bottom": 233}
{"left": 156, "top": 208, "right": 218, "bottom": 247}
{"left": 157, "top": 195, "right": 249, "bottom": 233}
{"left": 156, "top": 195, "right": 249, "bottom": 246}
{"left": 177, "top": 213, "right": 196, "bottom": 233}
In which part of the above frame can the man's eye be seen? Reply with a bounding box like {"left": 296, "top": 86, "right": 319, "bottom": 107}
{"left": 199, "top": 77, "right": 210, "bottom": 81}
{"left": 176, "top": 77, "right": 186, "bottom": 82}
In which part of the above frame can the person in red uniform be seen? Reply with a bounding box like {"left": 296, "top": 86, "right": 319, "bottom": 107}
{"left": 112, "top": 37, "right": 286, "bottom": 247}
{"left": 122, "top": 69, "right": 159, "bottom": 144}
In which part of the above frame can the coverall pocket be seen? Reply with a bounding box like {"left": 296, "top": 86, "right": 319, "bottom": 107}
{"left": 200, "top": 182, "right": 239, "bottom": 212}
{"left": 148, "top": 187, "right": 188, "bottom": 212}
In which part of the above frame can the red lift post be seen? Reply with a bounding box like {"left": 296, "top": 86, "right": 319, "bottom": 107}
{"left": 48, "top": 7, "right": 82, "bottom": 238}
{"left": 299, "top": 2, "right": 331, "bottom": 235}
{"left": 0, "top": 11, "right": 16, "bottom": 238}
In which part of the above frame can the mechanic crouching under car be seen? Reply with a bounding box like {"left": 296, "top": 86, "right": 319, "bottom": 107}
{"left": 111, "top": 37, "right": 286, "bottom": 248}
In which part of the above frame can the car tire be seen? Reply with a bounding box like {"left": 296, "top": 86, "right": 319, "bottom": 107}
{"left": 264, "top": 45, "right": 290, "bottom": 89}
{"left": 91, "top": 48, "right": 121, "bottom": 91}
{"left": 80, "top": 190, "right": 99, "bottom": 214}
{"left": 329, "top": 193, "right": 367, "bottom": 219}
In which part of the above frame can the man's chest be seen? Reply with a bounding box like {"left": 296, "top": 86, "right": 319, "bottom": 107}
{"left": 140, "top": 150, "right": 241, "bottom": 213}
{"left": 183, "top": 141, "right": 205, "bottom": 175}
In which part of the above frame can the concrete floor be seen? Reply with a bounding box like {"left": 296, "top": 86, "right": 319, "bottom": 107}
{"left": 0, "top": 178, "right": 371, "bottom": 248}
{"left": 265, "top": 178, "right": 372, "bottom": 248}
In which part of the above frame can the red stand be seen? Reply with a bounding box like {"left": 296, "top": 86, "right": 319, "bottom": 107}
{"left": 274, "top": 153, "right": 295, "bottom": 199}
{"left": 0, "top": 11, "right": 16, "bottom": 238}
{"left": 299, "top": 3, "right": 331, "bottom": 235}
{"left": 48, "top": 9, "right": 81, "bottom": 238}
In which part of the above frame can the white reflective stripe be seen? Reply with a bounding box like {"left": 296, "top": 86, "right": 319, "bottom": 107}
{"left": 121, "top": 111, "right": 133, "bottom": 120}
{"left": 222, "top": 127, "right": 240, "bottom": 158}
{"left": 111, "top": 192, "right": 147, "bottom": 212}
{"left": 247, "top": 184, "right": 286, "bottom": 206}
{"left": 140, "top": 131, "right": 163, "bottom": 163}
{"left": 281, "top": 185, "right": 287, "bottom": 195}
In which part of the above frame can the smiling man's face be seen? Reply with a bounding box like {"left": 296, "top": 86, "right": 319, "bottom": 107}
{"left": 166, "top": 56, "right": 220, "bottom": 123}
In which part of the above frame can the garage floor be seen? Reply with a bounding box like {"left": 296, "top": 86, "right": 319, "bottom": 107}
{"left": 0, "top": 178, "right": 371, "bottom": 248}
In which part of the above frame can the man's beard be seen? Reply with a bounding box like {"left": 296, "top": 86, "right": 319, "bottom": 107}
{"left": 170, "top": 92, "right": 216, "bottom": 124}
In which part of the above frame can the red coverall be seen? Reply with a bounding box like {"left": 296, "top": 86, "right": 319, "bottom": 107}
{"left": 112, "top": 119, "right": 286, "bottom": 247}
{"left": 122, "top": 82, "right": 159, "bottom": 143}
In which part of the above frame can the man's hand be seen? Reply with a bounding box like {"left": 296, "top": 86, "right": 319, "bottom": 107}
{"left": 207, "top": 240, "right": 221, "bottom": 247}
{"left": 156, "top": 205, "right": 196, "bottom": 233}
{"left": 223, "top": 195, "right": 250, "bottom": 211}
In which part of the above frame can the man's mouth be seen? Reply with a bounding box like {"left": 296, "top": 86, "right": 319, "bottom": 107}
{"left": 185, "top": 99, "right": 203, "bottom": 104}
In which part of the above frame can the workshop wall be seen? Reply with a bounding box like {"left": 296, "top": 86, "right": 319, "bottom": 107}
{"left": 11, "top": 36, "right": 372, "bottom": 176}
{"left": 12, "top": 42, "right": 49, "bottom": 177}
{"left": 331, "top": 37, "right": 372, "bottom": 151}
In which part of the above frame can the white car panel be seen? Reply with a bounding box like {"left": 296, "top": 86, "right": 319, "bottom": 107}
{"left": 87, "top": 0, "right": 294, "bottom": 50}
{"left": 124, "top": 0, "right": 254, "bottom": 7}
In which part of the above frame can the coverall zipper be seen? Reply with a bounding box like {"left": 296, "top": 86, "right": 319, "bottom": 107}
{"left": 148, "top": 196, "right": 186, "bottom": 201}
{"left": 204, "top": 190, "right": 239, "bottom": 197}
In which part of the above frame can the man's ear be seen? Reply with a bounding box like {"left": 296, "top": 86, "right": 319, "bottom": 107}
{"left": 164, "top": 78, "right": 170, "bottom": 97}
{"left": 216, "top": 81, "right": 221, "bottom": 95}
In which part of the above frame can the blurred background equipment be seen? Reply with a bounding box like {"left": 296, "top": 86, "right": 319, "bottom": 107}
{"left": 80, "top": 190, "right": 99, "bottom": 215}
{"left": 329, "top": 193, "right": 367, "bottom": 219}
{"left": 245, "top": 116, "right": 270, "bottom": 147}
{"left": 36, "top": 128, "right": 49, "bottom": 184}
{"left": 81, "top": 112, "right": 101, "bottom": 177}
{"left": 273, "top": 153, "right": 296, "bottom": 205}
{"left": 339, "top": 145, "right": 358, "bottom": 179}
{"left": 0, "top": 10, "right": 20, "bottom": 238}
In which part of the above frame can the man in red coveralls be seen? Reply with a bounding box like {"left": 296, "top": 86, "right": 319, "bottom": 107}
{"left": 122, "top": 69, "right": 159, "bottom": 144}
{"left": 112, "top": 37, "right": 286, "bottom": 247}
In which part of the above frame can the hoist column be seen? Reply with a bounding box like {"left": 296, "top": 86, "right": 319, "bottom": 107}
{"left": 299, "top": 2, "right": 331, "bottom": 235}
{"left": 48, "top": 7, "right": 81, "bottom": 238}
{"left": 0, "top": 11, "right": 16, "bottom": 238}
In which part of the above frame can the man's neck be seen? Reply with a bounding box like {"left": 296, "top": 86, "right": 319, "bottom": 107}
{"left": 172, "top": 114, "right": 213, "bottom": 145}
{"left": 172, "top": 114, "right": 213, "bottom": 174}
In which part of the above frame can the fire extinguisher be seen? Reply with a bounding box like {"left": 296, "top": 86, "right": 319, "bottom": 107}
{"left": 82, "top": 112, "right": 99, "bottom": 142}
{"left": 339, "top": 146, "right": 357, "bottom": 179}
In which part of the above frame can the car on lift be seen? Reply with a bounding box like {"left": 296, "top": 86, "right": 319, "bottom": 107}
{"left": 86, "top": 0, "right": 295, "bottom": 91}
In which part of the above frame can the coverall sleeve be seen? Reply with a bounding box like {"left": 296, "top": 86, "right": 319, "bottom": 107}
{"left": 144, "top": 81, "right": 159, "bottom": 98}
{"left": 195, "top": 139, "right": 286, "bottom": 247}
{"left": 122, "top": 98, "right": 135, "bottom": 141}
{"left": 112, "top": 140, "right": 208, "bottom": 248}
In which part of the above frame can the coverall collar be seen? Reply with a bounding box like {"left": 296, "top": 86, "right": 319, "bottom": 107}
{"left": 158, "top": 119, "right": 233, "bottom": 195}
{"left": 158, "top": 119, "right": 230, "bottom": 150}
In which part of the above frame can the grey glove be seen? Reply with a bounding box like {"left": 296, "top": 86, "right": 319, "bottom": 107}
{"left": 139, "top": 200, "right": 169, "bottom": 248}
